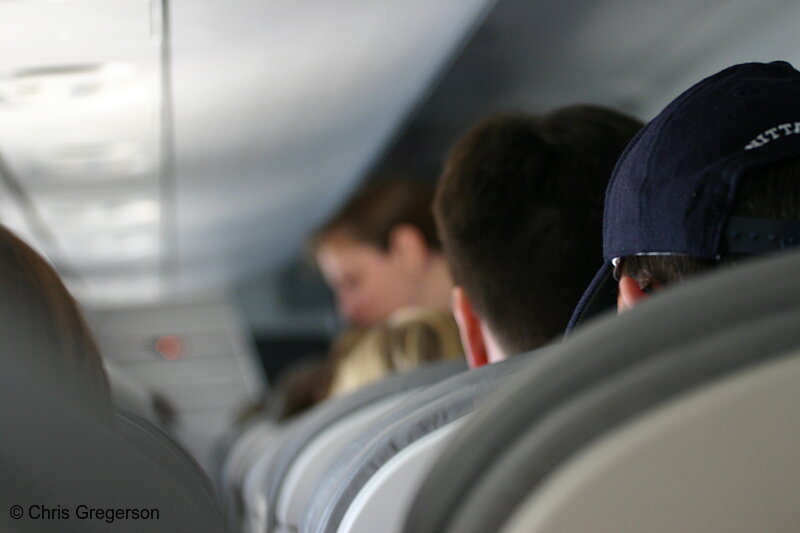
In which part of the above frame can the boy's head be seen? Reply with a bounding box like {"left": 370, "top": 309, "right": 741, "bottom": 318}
{"left": 434, "top": 105, "right": 642, "bottom": 366}
{"left": 583, "top": 61, "right": 800, "bottom": 313}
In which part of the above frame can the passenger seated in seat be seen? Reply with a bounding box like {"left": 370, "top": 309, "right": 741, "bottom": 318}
{"left": 328, "top": 307, "right": 464, "bottom": 396}
{"left": 588, "top": 62, "right": 800, "bottom": 312}
{"left": 0, "top": 225, "right": 111, "bottom": 420}
{"left": 434, "top": 106, "right": 642, "bottom": 366}
{"left": 313, "top": 179, "right": 453, "bottom": 326}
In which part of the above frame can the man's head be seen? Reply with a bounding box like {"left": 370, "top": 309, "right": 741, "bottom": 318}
{"left": 313, "top": 179, "right": 452, "bottom": 326}
{"left": 594, "top": 62, "right": 800, "bottom": 312}
{"left": 434, "top": 105, "right": 642, "bottom": 366}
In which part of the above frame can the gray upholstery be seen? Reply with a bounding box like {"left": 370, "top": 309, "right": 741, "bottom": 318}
{"left": 239, "top": 429, "right": 287, "bottom": 533}
{"left": 501, "top": 347, "right": 800, "bottom": 533}
{"left": 337, "top": 417, "right": 469, "bottom": 533}
{"left": 262, "top": 359, "right": 466, "bottom": 532}
{"left": 451, "top": 307, "right": 800, "bottom": 533}
{"left": 114, "top": 409, "right": 226, "bottom": 528}
{"left": 300, "top": 352, "right": 535, "bottom": 533}
{"left": 106, "top": 364, "right": 159, "bottom": 424}
{"left": 220, "top": 419, "right": 286, "bottom": 530}
{"left": 404, "top": 248, "right": 800, "bottom": 533}
{"left": 0, "top": 373, "right": 227, "bottom": 532}
{"left": 267, "top": 392, "right": 412, "bottom": 533}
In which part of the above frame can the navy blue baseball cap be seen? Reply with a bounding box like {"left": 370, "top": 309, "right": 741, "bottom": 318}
{"left": 567, "top": 61, "right": 800, "bottom": 333}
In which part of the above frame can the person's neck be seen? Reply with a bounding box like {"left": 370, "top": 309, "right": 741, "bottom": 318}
{"left": 416, "top": 255, "right": 453, "bottom": 311}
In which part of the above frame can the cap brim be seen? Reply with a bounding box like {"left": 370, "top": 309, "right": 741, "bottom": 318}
{"left": 565, "top": 262, "right": 617, "bottom": 336}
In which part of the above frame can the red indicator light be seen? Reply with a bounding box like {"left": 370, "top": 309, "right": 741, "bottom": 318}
{"left": 155, "top": 335, "right": 183, "bottom": 361}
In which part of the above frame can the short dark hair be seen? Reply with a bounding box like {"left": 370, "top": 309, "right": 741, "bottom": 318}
{"left": 312, "top": 179, "right": 440, "bottom": 253}
{"left": 618, "top": 158, "right": 800, "bottom": 285}
{"left": 434, "top": 105, "right": 642, "bottom": 354}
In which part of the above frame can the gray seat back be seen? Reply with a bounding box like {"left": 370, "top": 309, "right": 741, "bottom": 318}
{"left": 336, "top": 417, "right": 469, "bottom": 533}
{"left": 114, "top": 409, "right": 227, "bottom": 528}
{"left": 106, "top": 364, "right": 159, "bottom": 424}
{"left": 0, "top": 371, "right": 228, "bottom": 532}
{"left": 220, "top": 419, "right": 286, "bottom": 530}
{"left": 262, "top": 359, "right": 466, "bottom": 532}
{"left": 502, "top": 346, "right": 800, "bottom": 533}
{"left": 268, "top": 391, "right": 413, "bottom": 533}
{"left": 300, "top": 353, "right": 534, "bottom": 533}
{"left": 404, "top": 249, "right": 800, "bottom": 533}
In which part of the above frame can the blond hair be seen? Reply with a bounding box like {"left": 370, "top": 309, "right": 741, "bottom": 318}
{"left": 329, "top": 307, "right": 463, "bottom": 396}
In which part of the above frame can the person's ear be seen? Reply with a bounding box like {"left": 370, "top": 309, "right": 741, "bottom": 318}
{"left": 452, "top": 287, "right": 489, "bottom": 368}
{"left": 617, "top": 275, "right": 651, "bottom": 312}
{"left": 388, "top": 224, "right": 428, "bottom": 277}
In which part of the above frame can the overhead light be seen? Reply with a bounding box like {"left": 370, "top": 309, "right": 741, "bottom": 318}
{"left": 59, "top": 229, "right": 159, "bottom": 263}
{"left": 0, "top": 61, "right": 143, "bottom": 108}
{"left": 46, "top": 141, "right": 150, "bottom": 179}
{"left": 38, "top": 196, "right": 159, "bottom": 230}
{"left": 68, "top": 272, "right": 162, "bottom": 306}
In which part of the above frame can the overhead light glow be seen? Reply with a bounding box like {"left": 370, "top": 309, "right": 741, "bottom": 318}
{"left": 38, "top": 196, "right": 159, "bottom": 230}
{"left": 60, "top": 229, "right": 159, "bottom": 262}
{"left": 0, "top": 62, "right": 144, "bottom": 108}
{"left": 67, "top": 273, "right": 162, "bottom": 307}
{"left": 46, "top": 141, "right": 150, "bottom": 179}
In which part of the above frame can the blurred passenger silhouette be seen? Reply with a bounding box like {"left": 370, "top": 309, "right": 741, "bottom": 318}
{"left": 234, "top": 329, "right": 364, "bottom": 424}
{"left": 313, "top": 179, "right": 452, "bottom": 326}
{"left": 328, "top": 306, "right": 463, "bottom": 397}
{"left": 0, "top": 224, "right": 111, "bottom": 420}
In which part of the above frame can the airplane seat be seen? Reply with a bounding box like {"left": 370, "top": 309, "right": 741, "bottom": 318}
{"left": 247, "top": 393, "right": 411, "bottom": 533}
{"left": 498, "top": 342, "right": 800, "bottom": 533}
{"left": 299, "top": 352, "right": 536, "bottom": 533}
{"left": 113, "top": 409, "right": 227, "bottom": 528}
{"left": 312, "top": 420, "right": 467, "bottom": 533}
{"left": 403, "top": 248, "right": 800, "bottom": 533}
{"left": 219, "top": 418, "right": 287, "bottom": 531}
{"left": 0, "top": 375, "right": 228, "bottom": 532}
{"left": 251, "top": 359, "right": 467, "bottom": 533}
{"left": 105, "top": 363, "right": 161, "bottom": 426}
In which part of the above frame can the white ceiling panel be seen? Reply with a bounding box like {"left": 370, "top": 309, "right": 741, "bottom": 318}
{"left": 168, "top": 0, "right": 496, "bottom": 292}
{"left": 0, "top": 0, "right": 165, "bottom": 303}
{"left": 0, "top": 0, "right": 495, "bottom": 305}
